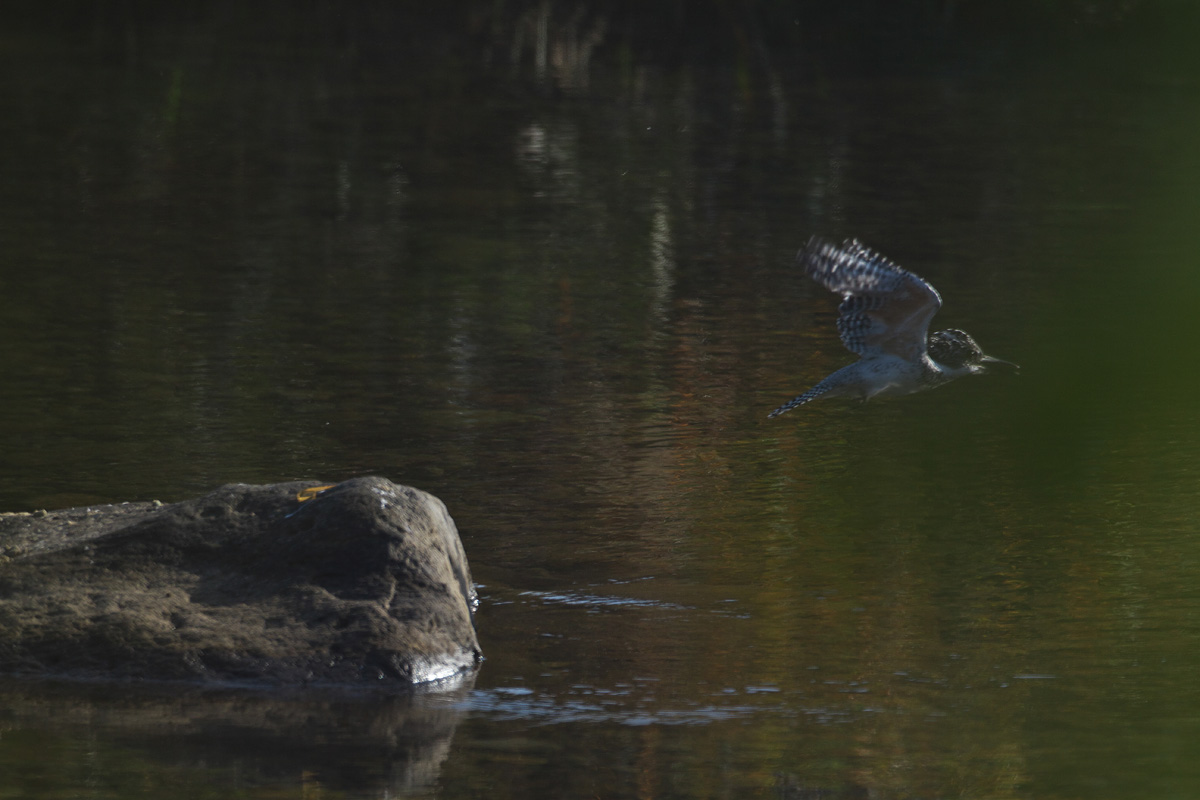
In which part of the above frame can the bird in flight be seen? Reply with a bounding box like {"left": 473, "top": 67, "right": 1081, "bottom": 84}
{"left": 768, "top": 237, "right": 1016, "bottom": 418}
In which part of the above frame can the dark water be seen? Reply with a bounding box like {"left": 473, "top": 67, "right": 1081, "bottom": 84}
{"left": 4, "top": 2, "right": 1200, "bottom": 798}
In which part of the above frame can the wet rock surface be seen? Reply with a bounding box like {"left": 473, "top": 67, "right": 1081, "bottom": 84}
{"left": 0, "top": 477, "right": 480, "bottom": 687}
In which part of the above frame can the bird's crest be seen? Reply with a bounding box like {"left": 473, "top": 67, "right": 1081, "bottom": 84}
{"left": 926, "top": 329, "right": 984, "bottom": 369}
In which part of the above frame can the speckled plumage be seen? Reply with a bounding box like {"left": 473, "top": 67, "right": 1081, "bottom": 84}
{"left": 768, "top": 238, "right": 1016, "bottom": 418}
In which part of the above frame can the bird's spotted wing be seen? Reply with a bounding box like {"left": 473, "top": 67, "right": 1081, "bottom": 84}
{"left": 800, "top": 238, "right": 942, "bottom": 360}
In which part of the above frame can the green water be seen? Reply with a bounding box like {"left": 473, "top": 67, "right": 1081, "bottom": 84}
{"left": 3, "top": 3, "right": 1200, "bottom": 798}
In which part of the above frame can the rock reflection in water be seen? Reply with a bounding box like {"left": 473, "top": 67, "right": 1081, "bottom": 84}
{"left": 0, "top": 674, "right": 474, "bottom": 797}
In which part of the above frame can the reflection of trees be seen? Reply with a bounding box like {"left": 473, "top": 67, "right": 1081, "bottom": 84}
{"left": 501, "top": 1, "right": 608, "bottom": 91}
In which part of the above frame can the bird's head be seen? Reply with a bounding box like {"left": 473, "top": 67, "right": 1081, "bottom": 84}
{"left": 928, "top": 329, "right": 1019, "bottom": 373}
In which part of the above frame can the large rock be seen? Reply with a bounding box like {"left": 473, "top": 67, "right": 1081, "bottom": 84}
{"left": 0, "top": 477, "right": 481, "bottom": 687}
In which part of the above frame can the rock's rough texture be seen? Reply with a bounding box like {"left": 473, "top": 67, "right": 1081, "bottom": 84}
{"left": 0, "top": 477, "right": 481, "bottom": 687}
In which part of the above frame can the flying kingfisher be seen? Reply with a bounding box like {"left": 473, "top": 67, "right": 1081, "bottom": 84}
{"left": 768, "top": 237, "right": 1017, "bottom": 418}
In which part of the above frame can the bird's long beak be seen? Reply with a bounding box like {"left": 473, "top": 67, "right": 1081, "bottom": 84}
{"left": 982, "top": 355, "right": 1020, "bottom": 372}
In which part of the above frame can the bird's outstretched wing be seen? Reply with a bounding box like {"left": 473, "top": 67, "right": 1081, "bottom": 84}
{"left": 800, "top": 238, "right": 942, "bottom": 361}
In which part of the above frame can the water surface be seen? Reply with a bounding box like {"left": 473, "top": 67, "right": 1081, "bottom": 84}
{"left": 3, "top": 3, "right": 1200, "bottom": 798}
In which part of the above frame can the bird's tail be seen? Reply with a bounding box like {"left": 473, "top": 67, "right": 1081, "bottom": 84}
{"left": 767, "top": 383, "right": 834, "bottom": 418}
